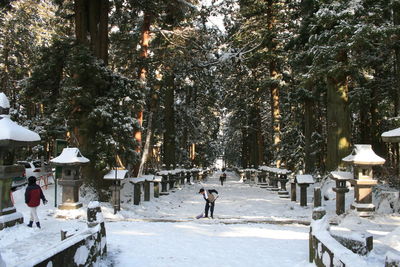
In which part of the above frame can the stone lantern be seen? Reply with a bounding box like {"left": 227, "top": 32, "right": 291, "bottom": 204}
{"left": 50, "top": 148, "right": 89, "bottom": 210}
{"left": 382, "top": 127, "right": 400, "bottom": 174}
{"left": 295, "top": 174, "right": 314, "bottom": 206}
{"left": 0, "top": 93, "right": 41, "bottom": 230}
{"left": 330, "top": 171, "right": 352, "bottom": 215}
{"left": 277, "top": 169, "right": 291, "bottom": 198}
{"left": 104, "top": 169, "right": 128, "bottom": 213}
{"left": 342, "top": 144, "right": 385, "bottom": 217}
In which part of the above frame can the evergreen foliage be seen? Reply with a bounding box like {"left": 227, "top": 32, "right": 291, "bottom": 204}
{"left": 2, "top": 0, "right": 400, "bottom": 191}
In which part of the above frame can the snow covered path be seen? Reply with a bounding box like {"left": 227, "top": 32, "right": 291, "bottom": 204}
{"left": 2, "top": 171, "right": 315, "bottom": 266}
{"left": 104, "top": 221, "right": 313, "bottom": 267}
{"left": 106, "top": 171, "right": 314, "bottom": 223}
{"left": 100, "top": 171, "right": 314, "bottom": 266}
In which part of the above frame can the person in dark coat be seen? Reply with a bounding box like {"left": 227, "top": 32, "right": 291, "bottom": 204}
{"left": 219, "top": 172, "right": 227, "bottom": 186}
{"left": 25, "top": 176, "right": 47, "bottom": 228}
{"left": 199, "top": 188, "right": 218, "bottom": 218}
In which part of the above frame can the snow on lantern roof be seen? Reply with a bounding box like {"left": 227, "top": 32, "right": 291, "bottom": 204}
{"left": 0, "top": 93, "right": 40, "bottom": 146}
{"left": 0, "top": 115, "right": 40, "bottom": 147}
{"left": 103, "top": 169, "right": 129, "bottom": 180}
{"left": 330, "top": 171, "right": 353, "bottom": 181}
{"left": 258, "top": 166, "right": 291, "bottom": 174}
{"left": 296, "top": 174, "right": 314, "bottom": 184}
{"left": 381, "top": 127, "right": 400, "bottom": 143}
{"left": 342, "top": 144, "right": 385, "bottom": 165}
{"left": 50, "top": 148, "right": 89, "bottom": 165}
{"left": 0, "top": 93, "right": 10, "bottom": 109}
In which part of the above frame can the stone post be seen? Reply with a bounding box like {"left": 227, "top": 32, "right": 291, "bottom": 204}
{"left": 333, "top": 181, "right": 349, "bottom": 215}
{"left": 291, "top": 181, "right": 296, "bottom": 202}
{"left": 299, "top": 184, "right": 309, "bottom": 206}
{"left": 153, "top": 181, "right": 160, "bottom": 198}
{"left": 133, "top": 183, "right": 141, "bottom": 205}
{"left": 144, "top": 180, "right": 150, "bottom": 201}
{"left": 186, "top": 171, "right": 191, "bottom": 184}
{"left": 296, "top": 175, "right": 314, "bottom": 207}
{"left": 314, "top": 187, "right": 321, "bottom": 207}
{"left": 180, "top": 172, "right": 185, "bottom": 185}
{"left": 160, "top": 175, "right": 169, "bottom": 196}
{"left": 168, "top": 174, "right": 175, "bottom": 190}
{"left": 257, "top": 171, "right": 263, "bottom": 183}
{"left": 87, "top": 201, "right": 107, "bottom": 255}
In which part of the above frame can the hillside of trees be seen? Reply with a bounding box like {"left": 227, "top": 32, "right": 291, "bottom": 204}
{"left": 2, "top": 0, "right": 400, "bottom": 195}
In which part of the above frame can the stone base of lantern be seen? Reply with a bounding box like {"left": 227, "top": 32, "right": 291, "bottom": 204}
{"left": 58, "top": 202, "right": 83, "bottom": 210}
{"left": 278, "top": 190, "right": 290, "bottom": 198}
{"left": 351, "top": 203, "right": 376, "bottom": 217}
{"left": 0, "top": 209, "right": 23, "bottom": 230}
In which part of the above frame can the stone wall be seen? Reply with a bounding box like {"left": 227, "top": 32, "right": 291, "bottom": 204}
{"left": 309, "top": 229, "right": 345, "bottom": 267}
{"left": 12, "top": 203, "right": 106, "bottom": 267}
{"left": 309, "top": 210, "right": 400, "bottom": 267}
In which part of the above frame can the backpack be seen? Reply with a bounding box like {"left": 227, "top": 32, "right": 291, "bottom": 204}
{"left": 208, "top": 192, "right": 216, "bottom": 202}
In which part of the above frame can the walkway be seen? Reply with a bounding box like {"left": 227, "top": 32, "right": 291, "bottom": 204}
{"left": 101, "top": 171, "right": 314, "bottom": 266}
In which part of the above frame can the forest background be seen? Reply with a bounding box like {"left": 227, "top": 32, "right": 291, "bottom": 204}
{"left": 1, "top": 0, "right": 400, "bottom": 197}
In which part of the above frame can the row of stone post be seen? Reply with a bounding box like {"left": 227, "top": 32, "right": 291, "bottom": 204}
{"left": 128, "top": 168, "right": 210, "bottom": 206}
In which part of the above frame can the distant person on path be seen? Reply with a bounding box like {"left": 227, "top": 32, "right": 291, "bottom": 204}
{"left": 219, "top": 172, "right": 227, "bottom": 186}
{"left": 25, "top": 176, "right": 47, "bottom": 228}
{"left": 199, "top": 188, "right": 219, "bottom": 218}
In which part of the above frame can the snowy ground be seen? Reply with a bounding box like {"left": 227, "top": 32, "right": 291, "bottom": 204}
{"left": 2, "top": 170, "right": 400, "bottom": 266}
{"left": 1, "top": 171, "right": 315, "bottom": 266}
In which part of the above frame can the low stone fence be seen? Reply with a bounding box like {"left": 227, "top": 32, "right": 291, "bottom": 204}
{"left": 309, "top": 208, "right": 400, "bottom": 267}
{"left": 11, "top": 202, "right": 106, "bottom": 267}
{"left": 310, "top": 215, "right": 371, "bottom": 267}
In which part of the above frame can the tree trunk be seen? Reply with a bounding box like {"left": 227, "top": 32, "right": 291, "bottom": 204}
{"left": 241, "top": 127, "right": 249, "bottom": 168}
{"left": 164, "top": 73, "right": 176, "bottom": 169}
{"left": 326, "top": 72, "right": 351, "bottom": 171}
{"left": 74, "top": 0, "right": 108, "bottom": 64}
{"left": 249, "top": 106, "right": 264, "bottom": 168}
{"left": 134, "top": 12, "right": 153, "bottom": 176}
{"left": 267, "top": 0, "right": 280, "bottom": 167}
{"left": 370, "top": 85, "right": 385, "bottom": 157}
{"left": 304, "top": 99, "right": 315, "bottom": 173}
{"left": 394, "top": 1, "right": 400, "bottom": 116}
{"left": 393, "top": 1, "right": 400, "bottom": 171}
{"left": 73, "top": 0, "right": 109, "bottom": 192}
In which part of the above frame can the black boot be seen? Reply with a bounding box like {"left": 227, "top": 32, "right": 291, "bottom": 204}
{"left": 36, "top": 222, "right": 41, "bottom": 229}
{"left": 27, "top": 221, "right": 33, "bottom": 227}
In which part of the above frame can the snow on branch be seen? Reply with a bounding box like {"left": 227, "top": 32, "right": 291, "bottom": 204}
{"left": 177, "top": 0, "right": 200, "bottom": 10}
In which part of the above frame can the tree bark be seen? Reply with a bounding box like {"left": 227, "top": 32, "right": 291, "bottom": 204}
{"left": 74, "top": 0, "right": 108, "bottom": 64}
{"left": 241, "top": 127, "right": 249, "bottom": 168}
{"left": 304, "top": 99, "right": 315, "bottom": 173}
{"left": 134, "top": 12, "right": 152, "bottom": 176}
{"left": 249, "top": 106, "right": 264, "bottom": 168}
{"left": 392, "top": 1, "right": 400, "bottom": 172}
{"left": 326, "top": 70, "right": 351, "bottom": 171}
{"left": 267, "top": 0, "right": 280, "bottom": 167}
{"left": 163, "top": 73, "right": 176, "bottom": 169}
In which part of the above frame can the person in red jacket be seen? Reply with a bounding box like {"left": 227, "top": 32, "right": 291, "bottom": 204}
{"left": 25, "top": 176, "right": 47, "bottom": 228}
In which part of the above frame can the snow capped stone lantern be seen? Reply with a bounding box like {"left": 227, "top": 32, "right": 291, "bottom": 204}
{"left": 104, "top": 169, "right": 128, "bottom": 214}
{"left": 0, "top": 93, "right": 40, "bottom": 230}
{"left": 342, "top": 144, "right": 385, "bottom": 217}
{"left": 50, "top": 148, "right": 89, "bottom": 210}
